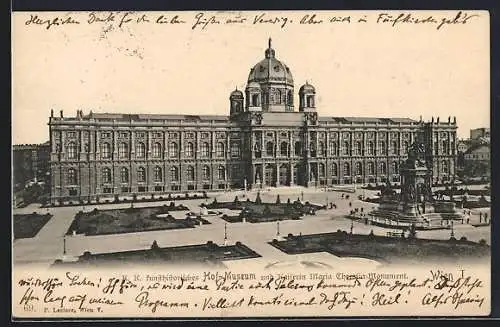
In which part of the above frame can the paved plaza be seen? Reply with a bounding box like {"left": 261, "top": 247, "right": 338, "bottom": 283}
{"left": 13, "top": 186, "right": 491, "bottom": 269}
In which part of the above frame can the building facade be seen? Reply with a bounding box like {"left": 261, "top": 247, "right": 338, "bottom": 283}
{"left": 48, "top": 39, "right": 458, "bottom": 204}
{"left": 13, "top": 142, "right": 50, "bottom": 189}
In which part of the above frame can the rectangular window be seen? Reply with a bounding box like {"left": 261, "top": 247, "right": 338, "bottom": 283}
{"left": 203, "top": 184, "right": 211, "bottom": 190}
{"left": 171, "top": 185, "right": 180, "bottom": 191}
{"left": 120, "top": 132, "right": 129, "bottom": 138}
{"left": 187, "top": 185, "right": 195, "bottom": 190}
{"left": 121, "top": 187, "right": 130, "bottom": 193}
{"left": 67, "top": 132, "right": 76, "bottom": 138}
{"left": 138, "top": 186, "right": 146, "bottom": 193}
{"left": 69, "top": 189, "right": 78, "bottom": 196}
{"left": 101, "top": 132, "right": 111, "bottom": 138}
{"left": 154, "top": 186, "right": 163, "bottom": 192}
{"left": 218, "top": 184, "right": 226, "bottom": 189}
{"left": 103, "top": 187, "right": 113, "bottom": 194}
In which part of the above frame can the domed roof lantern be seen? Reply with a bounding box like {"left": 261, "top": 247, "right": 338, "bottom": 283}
{"left": 265, "top": 37, "right": 276, "bottom": 58}
{"left": 299, "top": 80, "right": 316, "bottom": 93}
{"left": 230, "top": 87, "right": 244, "bottom": 98}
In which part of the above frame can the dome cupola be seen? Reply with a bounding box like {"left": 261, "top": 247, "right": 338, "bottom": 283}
{"left": 229, "top": 87, "right": 244, "bottom": 115}
{"left": 246, "top": 38, "right": 294, "bottom": 112}
{"left": 299, "top": 81, "right": 316, "bottom": 112}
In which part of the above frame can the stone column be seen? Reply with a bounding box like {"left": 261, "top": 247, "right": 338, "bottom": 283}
{"left": 276, "top": 164, "right": 280, "bottom": 186}
{"left": 131, "top": 131, "right": 135, "bottom": 157}
{"left": 60, "top": 130, "right": 66, "bottom": 161}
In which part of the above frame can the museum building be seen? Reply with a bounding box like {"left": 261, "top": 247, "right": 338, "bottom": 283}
{"left": 48, "top": 39, "right": 458, "bottom": 203}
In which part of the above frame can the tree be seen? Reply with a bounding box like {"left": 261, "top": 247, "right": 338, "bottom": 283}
{"left": 276, "top": 194, "right": 281, "bottom": 204}
{"left": 255, "top": 192, "right": 262, "bottom": 204}
{"left": 233, "top": 196, "right": 239, "bottom": 204}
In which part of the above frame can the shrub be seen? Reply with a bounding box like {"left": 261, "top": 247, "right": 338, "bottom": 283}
{"left": 151, "top": 240, "right": 159, "bottom": 250}
{"left": 276, "top": 195, "right": 281, "bottom": 204}
{"left": 449, "top": 236, "right": 457, "bottom": 242}
{"left": 479, "top": 239, "right": 487, "bottom": 245}
{"left": 235, "top": 241, "right": 242, "bottom": 246}
{"left": 233, "top": 196, "right": 239, "bottom": 204}
{"left": 460, "top": 236, "right": 468, "bottom": 242}
{"left": 114, "top": 195, "right": 120, "bottom": 203}
{"left": 288, "top": 233, "right": 294, "bottom": 238}
{"left": 287, "top": 198, "right": 291, "bottom": 204}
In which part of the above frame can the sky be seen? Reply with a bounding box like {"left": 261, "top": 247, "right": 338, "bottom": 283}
{"left": 12, "top": 10, "right": 490, "bottom": 144}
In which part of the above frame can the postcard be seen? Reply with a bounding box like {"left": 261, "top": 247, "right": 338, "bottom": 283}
{"left": 12, "top": 10, "right": 490, "bottom": 318}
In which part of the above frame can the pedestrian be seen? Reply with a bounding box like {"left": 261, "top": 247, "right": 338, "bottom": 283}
{"left": 349, "top": 202, "right": 352, "bottom": 208}
{"left": 361, "top": 207, "right": 364, "bottom": 213}
{"left": 341, "top": 193, "right": 344, "bottom": 199}
{"left": 467, "top": 218, "right": 470, "bottom": 224}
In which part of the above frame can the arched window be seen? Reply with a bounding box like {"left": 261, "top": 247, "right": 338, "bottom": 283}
{"left": 231, "top": 141, "right": 240, "bottom": 157}
{"left": 136, "top": 142, "right": 146, "bottom": 158}
{"left": 201, "top": 142, "right": 210, "bottom": 157}
{"left": 403, "top": 141, "right": 409, "bottom": 154}
{"left": 101, "top": 142, "right": 111, "bottom": 159}
{"left": 186, "top": 166, "right": 195, "bottom": 181}
{"left": 266, "top": 142, "right": 274, "bottom": 156}
{"left": 287, "top": 90, "right": 293, "bottom": 106}
{"left": 67, "top": 142, "right": 77, "bottom": 159}
{"left": 379, "top": 162, "right": 387, "bottom": 175}
{"left": 218, "top": 166, "right": 226, "bottom": 180}
{"left": 392, "top": 162, "right": 399, "bottom": 174}
{"left": 392, "top": 141, "right": 398, "bottom": 155}
{"left": 343, "top": 162, "right": 350, "bottom": 176}
{"left": 120, "top": 167, "right": 129, "bottom": 183}
{"left": 368, "top": 141, "right": 374, "bottom": 155}
{"left": 185, "top": 142, "right": 194, "bottom": 157}
{"left": 169, "top": 142, "right": 178, "bottom": 157}
{"left": 319, "top": 163, "right": 326, "bottom": 177}
{"left": 442, "top": 161, "right": 449, "bottom": 174}
{"left": 67, "top": 168, "right": 77, "bottom": 185}
{"left": 355, "top": 141, "right": 362, "bottom": 156}
{"left": 119, "top": 142, "right": 129, "bottom": 159}
{"left": 343, "top": 141, "right": 350, "bottom": 155}
{"left": 331, "top": 163, "right": 338, "bottom": 176}
{"left": 329, "top": 142, "right": 337, "bottom": 156}
{"left": 318, "top": 142, "right": 325, "bottom": 156}
{"left": 355, "top": 162, "right": 363, "bottom": 176}
{"left": 368, "top": 162, "right": 375, "bottom": 175}
{"left": 251, "top": 94, "right": 260, "bottom": 106}
{"left": 202, "top": 165, "right": 210, "bottom": 180}
{"left": 280, "top": 142, "right": 288, "bottom": 156}
{"left": 137, "top": 167, "right": 146, "bottom": 183}
{"left": 154, "top": 166, "right": 162, "bottom": 182}
{"left": 170, "top": 166, "right": 179, "bottom": 181}
{"left": 216, "top": 142, "right": 225, "bottom": 158}
{"left": 294, "top": 141, "right": 301, "bottom": 156}
{"left": 152, "top": 142, "right": 162, "bottom": 158}
{"left": 102, "top": 167, "right": 111, "bottom": 184}
{"left": 379, "top": 141, "right": 386, "bottom": 155}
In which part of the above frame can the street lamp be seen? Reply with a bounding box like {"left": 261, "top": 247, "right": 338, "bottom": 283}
{"left": 224, "top": 223, "right": 228, "bottom": 244}
{"left": 63, "top": 236, "right": 67, "bottom": 255}
{"left": 276, "top": 221, "right": 280, "bottom": 236}
{"left": 350, "top": 220, "right": 354, "bottom": 234}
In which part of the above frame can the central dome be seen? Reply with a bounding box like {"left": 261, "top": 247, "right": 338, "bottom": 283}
{"left": 248, "top": 38, "right": 294, "bottom": 85}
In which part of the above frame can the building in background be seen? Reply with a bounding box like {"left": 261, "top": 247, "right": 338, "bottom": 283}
{"left": 13, "top": 142, "right": 50, "bottom": 190}
{"left": 470, "top": 127, "right": 490, "bottom": 141}
{"left": 47, "top": 39, "right": 458, "bottom": 204}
